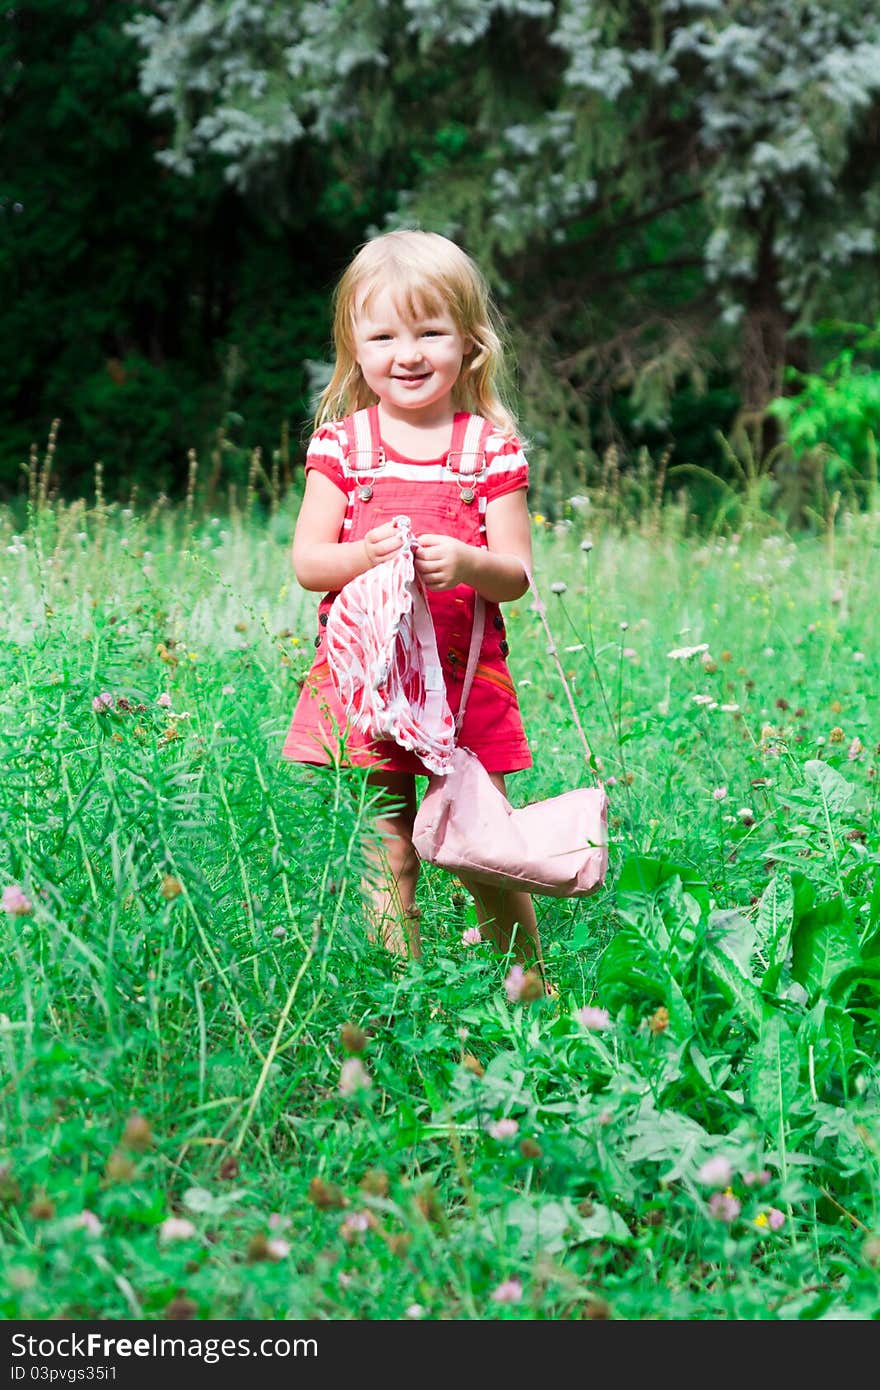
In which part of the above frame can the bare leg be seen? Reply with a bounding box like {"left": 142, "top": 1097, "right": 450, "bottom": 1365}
{"left": 456, "top": 772, "right": 554, "bottom": 995}
{"left": 363, "top": 770, "right": 421, "bottom": 958}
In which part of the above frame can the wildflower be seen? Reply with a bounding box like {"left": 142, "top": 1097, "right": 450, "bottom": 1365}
{"left": 338, "top": 1057, "right": 371, "bottom": 1096}
{"left": 308, "top": 1177, "right": 346, "bottom": 1211}
{"left": 697, "top": 1155, "right": 733, "bottom": 1188}
{"left": 490, "top": 1118, "right": 519, "bottom": 1140}
{"left": 569, "top": 494, "right": 590, "bottom": 510}
{"left": 340, "top": 1211, "right": 371, "bottom": 1241}
{"left": 712, "top": 786, "right": 728, "bottom": 802}
{"left": 92, "top": 691, "right": 113, "bottom": 712}
{"left": 753, "top": 1211, "right": 768, "bottom": 1228}
{"left": 156, "top": 692, "right": 172, "bottom": 707}
{"left": 104, "top": 1149, "right": 135, "bottom": 1183}
{"left": 648, "top": 1006, "right": 669, "bottom": 1034}
{"left": 491, "top": 1278, "right": 523, "bottom": 1304}
{"left": 742, "top": 1169, "right": 771, "bottom": 1187}
{"left": 340, "top": 1022, "right": 368, "bottom": 1054}
{"left": 720, "top": 703, "right": 740, "bottom": 713}
{"left": 359, "top": 1169, "right": 389, "bottom": 1198}
{"left": 405, "top": 1304, "right": 425, "bottom": 1319}
{"left": 3, "top": 884, "right": 33, "bottom": 916}
{"left": 504, "top": 964, "right": 525, "bottom": 1002}
{"left": 532, "top": 513, "right": 545, "bottom": 525}
{"left": 848, "top": 737, "right": 864, "bottom": 761}
{"left": 623, "top": 647, "right": 637, "bottom": 659}
{"left": 550, "top": 581, "right": 567, "bottom": 595}
{"left": 737, "top": 807, "right": 755, "bottom": 826}
{"left": 829, "top": 726, "right": 845, "bottom": 744}
{"left": 221, "top": 684, "right": 236, "bottom": 696}
{"left": 692, "top": 694, "right": 716, "bottom": 707}
{"left": 75, "top": 1210, "right": 103, "bottom": 1236}
{"left": 159, "top": 1217, "right": 197, "bottom": 1243}
{"left": 767, "top": 1208, "right": 785, "bottom": 1231}
{"left": 461, "top": 926, "right": 482, "bottom": 947}
{"left": 122, "top": 1113, "right": 152, "bottom": 1153}
{"left": 580, "top": 538, "right": 593, "bottom": 552}
{"left": 577, "top": 1005, "right": 611, "bottom": 1031}
{"left": 164, "top": 1294, "right": 198, "bottom": 1321}
{"left": 667, "top": 642, "right": 710, "bottom": 661}
{"left": 708, "top": 1190, "right": 741, "bottom": 1222}
{"left": 266, "top": 1237, "right": 291, "bottom": 1260}
{"left": 853, "top": 651, "right": 866, "bottom": 663}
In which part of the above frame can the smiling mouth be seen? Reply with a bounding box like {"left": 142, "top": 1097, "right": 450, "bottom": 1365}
{"left": 393, "top": 373, "right": 431, "bottom": 381}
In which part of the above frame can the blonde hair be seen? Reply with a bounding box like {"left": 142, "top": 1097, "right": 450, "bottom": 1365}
{"left": 314, "top": 229, "right": 518, "bottom": 436}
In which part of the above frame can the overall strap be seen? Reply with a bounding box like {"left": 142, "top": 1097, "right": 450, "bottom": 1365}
{"left": 446, "top": 413, "right": 493, "bottom": 502}
{"left": 342, "top": 407, "right": 385, "bottom": 475}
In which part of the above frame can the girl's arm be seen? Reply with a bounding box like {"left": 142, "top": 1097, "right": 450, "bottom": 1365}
{"left": 415, "top": 489, "right": 532, "bottom": 602}
{"left": 292, "top": 472, "right": 403, "bottom": 591}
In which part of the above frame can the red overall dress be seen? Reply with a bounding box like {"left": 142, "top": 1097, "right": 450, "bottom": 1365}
{"left": 281, "top": 406, "right": 532, "bottom": 775}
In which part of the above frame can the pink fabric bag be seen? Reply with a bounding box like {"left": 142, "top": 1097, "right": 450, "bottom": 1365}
{"left": 412, "top": 584, "right": 608, "bottom": 898}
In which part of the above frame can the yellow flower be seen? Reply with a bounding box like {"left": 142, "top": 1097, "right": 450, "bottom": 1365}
{"left": 532, "top": 513, "right": 545, "bottom": 525}
{"left": 291, "top": 636, "right": 300, "bottom": 646}
{"left": 754, "top": 1212, "right": 768, "bottom": 1228}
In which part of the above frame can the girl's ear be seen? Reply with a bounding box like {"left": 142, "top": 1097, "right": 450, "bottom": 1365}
{"left": 464, "top": 338, "right": 487, "bottom": 371}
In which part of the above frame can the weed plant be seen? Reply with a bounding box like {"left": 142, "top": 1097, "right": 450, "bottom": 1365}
{"left": 1, "top": 473, "right": 879, "bottom": 1321}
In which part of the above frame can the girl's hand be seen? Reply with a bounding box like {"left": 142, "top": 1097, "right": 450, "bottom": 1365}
{"left": 414, "top": 533, "right": 471, "bottom": 590}
{"left": 363, "top": 522, "right": 403, "bottom": 569}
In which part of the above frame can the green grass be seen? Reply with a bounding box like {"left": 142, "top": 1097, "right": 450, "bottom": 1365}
{"left": 1, "top": 489, "right": 879, "bottom": 1320}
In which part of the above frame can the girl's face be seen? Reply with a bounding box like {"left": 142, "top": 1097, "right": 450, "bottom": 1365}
{"left": 352, "top": 286, "right": 473, "bottom": 424}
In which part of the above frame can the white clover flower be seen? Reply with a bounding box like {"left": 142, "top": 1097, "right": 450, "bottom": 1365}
{"left": 667, "top": 643, "right": 710, "bottom": 660}
{"left": 159, "top": 1217, "right": 197, "bottom": 1243}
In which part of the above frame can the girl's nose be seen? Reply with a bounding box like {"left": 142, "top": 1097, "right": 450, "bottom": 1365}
{"left": 396, "top": 337, "right": 424, "bottom": 364}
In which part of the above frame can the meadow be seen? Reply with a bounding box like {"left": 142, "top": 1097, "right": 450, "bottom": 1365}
{"left": 1, "top": 476, "right": 878, "bottom": 1321}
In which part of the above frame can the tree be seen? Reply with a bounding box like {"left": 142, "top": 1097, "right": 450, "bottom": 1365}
{"left": 127, "top": 0, "right": 880, "bottom": 438}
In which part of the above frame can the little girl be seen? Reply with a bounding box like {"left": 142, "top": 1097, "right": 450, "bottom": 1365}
{"left": 282, "top": 228, "right": 548, "bottom": 986}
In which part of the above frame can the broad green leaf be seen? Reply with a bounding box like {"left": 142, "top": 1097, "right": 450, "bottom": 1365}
{"left": 803, "top": 759, "right": 855, "bottom": 817}
{"left": 624, "top": 1098, "right": 713, "bottom": 1181}
{"left": 749, "top": 1014, "right": 800, "bottom": 1131}
{"left": 819, "top": 1006, "right": 856, "bottom": 1088}
{"left": 791, "top": 899, "right": 861, "bottom": 999}
{"left": 827, "top": 961, "right": 880, "bottom": 1004}
{"left": 702, "top": 941, "right": 764, "bottom": 1035}
{"left": 616, "top": 854, "right": 710, "bottom": 921}
{"left": 596, "top": 931, "right": 668, "bottom": 1008}
{"left": 757, "top": 875, "right": 795, "bottom": 993}
{"left": 708, "top": 908, "right": 757, "bottom": 973}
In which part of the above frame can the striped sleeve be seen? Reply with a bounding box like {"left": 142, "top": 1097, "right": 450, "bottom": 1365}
{"left": 483, "top": 431, "right": 529, "bottom": 502}
{"left": 304, "top": 422, "right": 351, "bottom": 496}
